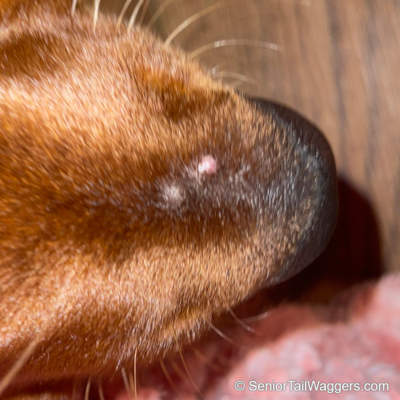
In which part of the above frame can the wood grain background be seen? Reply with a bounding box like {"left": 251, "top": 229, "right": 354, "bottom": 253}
{"left": 101, "top": 0, "right": 399, "bottom": 299}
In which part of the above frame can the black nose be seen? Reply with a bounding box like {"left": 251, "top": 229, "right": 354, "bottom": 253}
{"left": 248, "top": 97, "right": 338, "bottom": 284}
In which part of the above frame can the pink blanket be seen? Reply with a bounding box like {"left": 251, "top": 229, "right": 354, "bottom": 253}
{"left": 114, "top": 274, "right": 400, "bottom": 399}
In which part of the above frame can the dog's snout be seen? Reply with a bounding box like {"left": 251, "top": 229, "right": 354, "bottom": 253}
{"left": 248, "top": 98, "right": 338, "bottom": 284}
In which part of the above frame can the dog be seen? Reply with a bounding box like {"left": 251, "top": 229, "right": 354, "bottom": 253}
{"left": 0, "top": 0, "right": 337, "bottom": 397}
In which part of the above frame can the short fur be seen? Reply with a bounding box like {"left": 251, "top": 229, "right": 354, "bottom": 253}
{"left": 0, "top": 0, "right": 337, "bottom": 397}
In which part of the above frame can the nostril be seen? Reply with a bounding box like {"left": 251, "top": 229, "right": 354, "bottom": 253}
{"left": 247, "top": 97, "right": 338, "bottom": 284}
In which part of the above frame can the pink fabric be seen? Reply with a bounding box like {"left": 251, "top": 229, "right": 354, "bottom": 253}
{"left": 114, "top": 274, "right": 400, "bottom": 399}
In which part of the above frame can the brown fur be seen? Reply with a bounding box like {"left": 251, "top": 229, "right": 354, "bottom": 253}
{"left": 0, "top": 0, "right": 337, "bottom": 397}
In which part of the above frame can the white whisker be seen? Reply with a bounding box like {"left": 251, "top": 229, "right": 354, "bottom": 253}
{"left": 190, "top": 39, "right": 281, "bottom": 59}
{"left": 160, "top": 359, "right": 178, "bottom": 392}
{"left": 71, "top": 0, "right": 78, "bottom": 15}
{"left": 243, "top": 310, "right": 270, "bottom": 323}
{"left": 208, "top": 321, "right": 235, "bottom": 345}
{"left": 0, "top": 338, "right": 40, "bottom": 396}
{"left": 170, "top": 360, "right": 186, "bottom": 381}
{"left": 127, "top": 351, "right": 137, "bottom": 400}
{"left": 228, "top": 308, "right": 256, "bottom": 333}
{"left": 164, "top": 2, "right": 223, "bottom": 46}
{"left": 117, "top": 0, "right": 134, "bottom": 26}
{"left": 93, "top": 0, "right": 101, "bottom": 30}
{"left": 127, "top": 0, "right": 146, "bottom": 32}
{"left": 148, "top": 0, "right": 177, "bottom": 27}
{"left": 128, "top": 371, "right": 136, "bottom": 400}
{"left": 84, "top": 378, "right": 91, "bottom": 400}
{"left": 98, "top": 382, "right": 105, "bottom": 400}
{"left": 121, "top": 367, "right": 134, "bottom": 399}
{"left": 213, "top": 71, "right": 257, "bottom": 86}
{"left": 179, "top": 349, "right": 200, "bottom": 394}
{"left": 133, "top": 348, "right": 137, "bottom": 399}
{"left": 138, "top": 0, "right": 150, "bottom": 24}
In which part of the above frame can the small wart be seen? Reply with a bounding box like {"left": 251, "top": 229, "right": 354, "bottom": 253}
{"left": 198, "top": 155, "right": 218, "bottom": 176}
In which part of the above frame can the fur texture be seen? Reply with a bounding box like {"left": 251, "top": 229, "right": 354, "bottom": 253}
{"left": 0, "top": 0, "right": 337, "bottom": 397}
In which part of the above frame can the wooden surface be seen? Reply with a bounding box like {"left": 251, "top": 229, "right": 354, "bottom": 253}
{"left": 101, "top": 0, "right": 399, "bottom": 297}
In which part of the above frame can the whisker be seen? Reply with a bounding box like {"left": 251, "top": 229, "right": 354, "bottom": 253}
{"left": 228, "top": 308, "right": 256, "bottom": 333}
{"left": 243, "top": 310, "right": 270, "bottom": 323}
{"left": 132, "top": 348, "right": 137, "bottom": 399}
{"left": 147, "top": 0, "right": 177, "bottom": 28}
{"left": 212, "top": 71, "right": 257, "bottom": 86}
{"left": 164, "top": 2, "right": 223, "bottom": 46}
{"left": 71, "top": 0, "right": 78, "bottom": 15}
{"left": 128, "top": 371, "right": 136, "bottom": 400}
{"left": 160, "top": 359, "right": 178, "bottom": 393}
{"left": 138, "top": 0, "right": 150, "bottom": 25}
{"left": 190, "top": 39, "right": 281, "bottom": 59}
{"left": 179, "top": 349, "right": 200, "bottom": 395}
{"left": 127, "top": 0, "right": 146, "bottom": 31}
{"left": 170, "top": 360, "right": 187, "bottom": 381}
{"left": 121, "top": 367, "right": 134, "bottom": 400}
{"left": 207, "top": 321, "right": 235, "bottom": 345}
{"left": 84, "top": 378, "right": 91, "bottom": 400}
{"left": 98, "top": 381, "right": 105, "bottom": 400}
{"left": 0, "top": 337, "right": 40, "bottom": 396}
{"left": 93, "top": 0, "right": 101, "bottom": 30}
{"left": 117, "top": 0, "right": 134, "bottom": 26}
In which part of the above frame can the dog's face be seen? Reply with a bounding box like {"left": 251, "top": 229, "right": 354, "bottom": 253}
{"left": 0, "top": 0, "right": 337, "bottom": 396}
